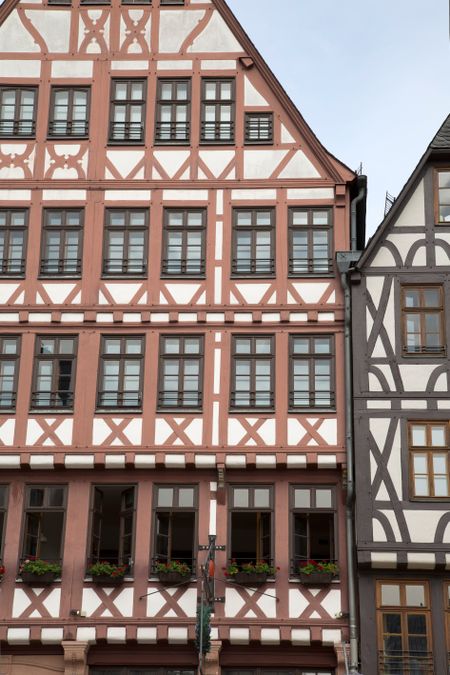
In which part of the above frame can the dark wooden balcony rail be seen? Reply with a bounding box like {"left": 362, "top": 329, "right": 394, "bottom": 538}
{"left": 155, "top": 121, "right": 190, "bottom": 142}
{"left": 103, "top": 258, "right": 147, "bottom": 275}
{"left": 0, "top": 120, "right": 35, "bottom": 136}
{"left": 40, "top": 258, "right": 81, "bottom": 275}
{"left": 232, "top": 258, "right": 275, "bottom": 275}
{"left": 109, "top": 122, "right": 144, "bottom": 142}
{"left": 201, "top": 121, "right": 234, "bottom": 142}
{"left": 158, "top": 391, "right": 203, "bottom": 409}
{"left": 31, "top": 391, "right": 74, "bottom": 409}
{"left": 378, "top": 650, "right": 434, "bottom": 674}
{"left": 97, "top": 391, "right": 142, "bottom": 409}
{"left": 0, "top": 258, "right": 25, "bottom": 275}
{"left": 289, "top": 256, "right": 333, "bottom": 274}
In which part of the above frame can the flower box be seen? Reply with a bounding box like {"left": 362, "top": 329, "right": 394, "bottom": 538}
{"left": 158, "top": 570, "right": 190, "bottom": 586}
{"left": 20, "top": 571, "right": 59, "bottom": 586}
{"left": 299, "top": 571, "right": 335, "bottom": 585}
{"left": 232, "top": 571, "right": 269, "bottom": 586}
{"left": 90, "top": 574, "right": 125, "bottom": 586}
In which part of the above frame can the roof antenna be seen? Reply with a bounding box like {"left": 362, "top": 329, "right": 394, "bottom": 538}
{"left": 355, "top": 162, "right": 363, "bottom": 176}
{"left": 384, "top": 191, "right": 396, "bottom": 217}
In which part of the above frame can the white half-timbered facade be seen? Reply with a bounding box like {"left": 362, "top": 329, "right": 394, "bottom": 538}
{"left": 351, "top": 115, "right": 450, "bottom": 675}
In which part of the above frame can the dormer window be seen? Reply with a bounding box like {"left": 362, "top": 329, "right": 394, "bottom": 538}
{"left": 436, "top": 169, "right": 450, "bottom": 224}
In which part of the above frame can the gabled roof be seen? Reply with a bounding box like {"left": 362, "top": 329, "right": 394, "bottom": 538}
{"left": 0, "top": 0, "right": 356, "bottom": 185}
{"left": 356, "top": 113, "right": 450, "bottom": 268}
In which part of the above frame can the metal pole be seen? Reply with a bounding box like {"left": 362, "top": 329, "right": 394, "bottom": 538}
{"left": 198, "top": 577, "right": 204, "bottom": 675}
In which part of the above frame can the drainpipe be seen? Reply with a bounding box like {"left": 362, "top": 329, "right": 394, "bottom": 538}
{"left": 337, "top": 175, "right": 367, "bottom": 675}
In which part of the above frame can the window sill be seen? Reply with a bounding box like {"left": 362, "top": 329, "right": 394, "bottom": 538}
{"left": 402, "top": 352, "right": 446, "bottom": 358}
{"left": 101, "top": 274, "right": 148, "bottom": 280}
{"left": 84, "top": 576, "right": 134, "bottom": 582}
{"left": 107, "top": 141, "right": 145, "bottom": 147}
{"left": 47, "top": 136, "right": 89, "bottom": 141}
{"left": 96, "top": 408, "right": 143, "bottom": 414}
{"left": 161, "top": 274, "right": 206, "bottom": 280}
{"left": 30, "top": 408, "right": 74, "bottom": 414}
{"left": 229, "top": 408, "right": 275, "bottom": 414}
{"left": 288, "top": 273, "right": 335, "bottom": 279}
{"left": 38, "top": 275, "right": 81, "bottom": 280}
{"left": 288, "top": 407, "right": 336, "bottom": 414}
{"left": 0, "top": 274, "right": 25, "bottom": 279}
{"left": 157, "top": 407, "right": 203, "bottom": 414}
{"left": 231, "top": 274, "right": 276, "bottom": 280}
{"left": 154, "top": 140, "right": 191, "bottom": 147}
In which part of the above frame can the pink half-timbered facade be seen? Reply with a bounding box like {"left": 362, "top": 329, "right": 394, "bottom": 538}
{"left": 0, "top": 1, "right": 363, "bottom": 673}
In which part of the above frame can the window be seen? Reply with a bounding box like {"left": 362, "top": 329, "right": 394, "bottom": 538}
{"left": 162, "top": 209, "right": 206, "bottom": 277}
{"left": 40, "top": 209, "right": 83, "bottom": 276}
{"left": 201, "top": 78, "right": 235, "bottom": 144}
{"left": 92, "top": 670, "right": 195, "bottom": 675}
{"left": 402, "top": 286, "right": 445, "bottom": 355}
{"left": 31, "top": 336, "right": 77, "bottom": 410}
{"left": 232, "top": 208, "right": 275, "bottom": 276}
{"left": 291, "top": 486, "right": 336, "bottom": 572}
{"left": 409, "top": 422, "right": 449, "bottom": 498}
{"left": 158, "top": 336, "right": 203, "bottom": 409}
{"left": 97, "top": 336, "right": 144, "bottom": 409}
{"left": 436, "top": 169, "right": 450, "bottom": 224}
{"left": 48, "top": 87, "right": 90, "bottom": 137}
{"left": 155, "top": 79, "right": 190, "bottom": 144}
{"left": 224, "top": 670, "right": 334, "bottom": 675}
{"left": 0, "top": 209, "right": 27, "bottom": 276}
{"left": 230, "top": 336, "right": 274, "bottom": 410}
{"left": 21, "top": 485, "right": 66, "bottom": 564}
{"left": 0, "top": 336, "right": 20, "bottom": 410}
{"left": 244, "top": 112, "right": 273, "bottom": 144}
{"left": 109, "top": 79, "right": 146, "bottom": 143}
{"left": 290, "top": 335, "right": 334, "bottom": 409}
{"left": 229, "top": 486, "right": 273, "bottom": 566}
{"left": 0, "top": 87, "right": 37, "bottom": 137}
{"left": 0, "top": 486, "right": 7, "bottom": 560}
{"left": 289, "top": 208, "right": 332, "bottom": 275}
{"left": 153, "top": 485, "right": 197, "bottom": 572}
{"left": 89, "top": 485, "right": 135, "bottom": 569}
{"left": 103, "top": 209, "right": 148, "bottom": 276}
{"left": 377, "top": 581, "right": 433, "bottom": 674}
{"left": 160, "top": 0, "right": 185, "bottom": 4}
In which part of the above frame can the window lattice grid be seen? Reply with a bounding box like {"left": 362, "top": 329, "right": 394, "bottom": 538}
{"left": 161, "top": 208, "right": 206, "bottom": 277}
{"left": 155, "top": 79, "right": 191, "bottom": 144}
{"left": 0, "top": 87, "right": 37, "bottom": 137}
{"left": 103, "top": 209, "right": 148, "bottom": 276}
{"left": 40, "top": 209, "right": 83, "bottom": 276}
{"left": 158, "top": 336, "right": 204, "bottom": 409}
{"left": 230, "top": 335, "right": 274, "bottom": 410}
{"left": 97, "top": 336, "right": 144, "bottom": 409}
{"left": 31, "top": 336, "right": 77, "bottom": 410}
{"left": 201, "top": 78, "right": 235, "bottom": 144}
{"left": 409, "top": 422, "right": 450, "bottom": 498}
{"left": 0, "top": 209, "right": 27, "bottom": 276}
{"left": 0, "top": 336, "right": 20, "bottom": 409}
{"left": 109, "top": 80, "right": 146, "bottom": 143}
{"left": 48, "top": 87, "right": 90, "bottom": 137}
{"left": 289, "top": 335, "right": 334, "bottom": 409}
{"left": 244, "top": 112, "right": 274, "bottom": 144}
{"left": 289, "top": 208, "right": 333, "bottom": 275}
{"left": 232, "top": 208, "right": 275, "bottom": 277}
{"left": 402, "top": 286, "right": 445, "bottom": 355}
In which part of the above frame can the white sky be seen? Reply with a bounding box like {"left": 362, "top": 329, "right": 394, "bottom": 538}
{"left": 227, "top": 0, "right": 450, "bottom": 238}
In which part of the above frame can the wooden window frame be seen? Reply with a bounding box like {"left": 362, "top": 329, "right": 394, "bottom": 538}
{"left": 232, "top": 207, "right": 275, "bottom": 277}
{"left": 290, "top": 485, "right": 337, "bottom": 575}
{"left": 91, "top": 670, "right": 195, "bottom": 675}
{"left": 160, "top": 0, "right": 185, "bottom": 5}
{"left": 40, "top": 208, "right": 84, "bottom": 277}
{"left": 0, "top": 335, "right": 20, "bottom": 411}
{"left": 161, "top": 208, "right": 206, "bottom": 277}
{"left": 87, "top": 484, "right": 137, "bottom": 571}
{"left": 31, "top": 335, "right": 77, "bottom": 411}
{"left": 288, "top": 207, "right": 333, "bottom": 276}
{"left": 20, "top": 485, "right": 67, "bottom": 565}
{"left": 151, "top": 484, "right": 198, "bottom": 574}
{"left": 289, "top": 334, "right": 335, "bottom": 410}
{"left": 376, "top": 580, "right": 433, "bottom": 674}
{"left": 200, "top": 78, "right": 235, "bottom": 145}
{"left": 223, "top": 670, "right": 335, "bottom": 675}
{"left": 228, "top": 484, "right": 274, "bottom": 567}
{"left": 244, "top": 112, "right": 274, "bottom": 145}
{"left": 157, "top": 335, "right": 204, "bottom": 411}
{"left": 0, "top": 208, "right": 28, "bottom": 277}
{"left": 0, "top": 86, "right": 37, "bottom": 138}
{"left": 48, "top": 86, "right": 90, "bottom": 138}
{"left": 408, "top": 421, "right": 450, "bottom": 500}
{"left": 434, "top": 168, "right": 450, "bottom": 225}
{"left": 102, "top": 208, "right": 149, "bottom": 277}
{"left": 155, "top": 78, "right": 191, "bottom": 145}
{"left": 401, "top": 285, "right": 445, "bottom": 356}
{"left": 108, "top": 79, "right": 146, "bottom": 145}
{"left": 97, "top": 335, "right": 145, "bottom": 410}
{"left": 0, "top": 485, "right": 8, "bottom": 562}
{"left": 230, "top": 335, "right": 275, "bottom": 411}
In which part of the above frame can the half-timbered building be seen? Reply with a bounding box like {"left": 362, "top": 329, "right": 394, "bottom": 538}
{"left": 351, "top": 115, "right": 450, "bottom": 674}
{"left": 0, "top": 0, "right": 364, "bottom": 673}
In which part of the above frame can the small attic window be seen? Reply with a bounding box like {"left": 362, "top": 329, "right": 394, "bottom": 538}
{"left": 437, "top": 169, "right": 450, "bottom": 224}
{"left": 245, "top": 113, "right": 273, "bottom": 145}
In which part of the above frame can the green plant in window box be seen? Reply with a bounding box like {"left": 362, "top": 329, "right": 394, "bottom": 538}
{"left": 19, "top": 558, "right": 62, "bottom": 585}
{"left": 87, "top": 561, "right": 127, "bottom": 585}
{"left": 155, "top": 560, "right": 191, "bottom": 585}
{"left": 224, "top": 560, "right": 278, "bottom": 586}
{"left": 298, "top": 560, "right": 338, "bottom": 585}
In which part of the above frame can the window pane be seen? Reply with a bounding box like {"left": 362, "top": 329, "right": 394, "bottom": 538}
{"left": 411, "top": 426, "right": 426, "bottom": 446}
{"left": 233, "top": 488, "right": 249, "bottom": 508}
{"left": 430, "top": 426, "right": 446, "bottom": 446}
{"left": 157, "top": 488, "right": 173, "bottom": 507}
{"left": 254, "top": 488, "right": 270, "bottom": 508}
{"left": 294, "top": 488, "right": 310, "bottom": 508}
{"left": 405, "top": 585, "right": 425, "bottom": 607}
{"left": 316, "top": 489, "right": 332, "bottom": 508}
{"left": 178, "top": 488, "right": 194, "bottom": 508}
{"left": 381, "top": 584, "right": 401, "bottom": 606}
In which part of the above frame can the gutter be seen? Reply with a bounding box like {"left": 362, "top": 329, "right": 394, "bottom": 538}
{"left": 336, "top": 174, "right": 367, "bottom": 675}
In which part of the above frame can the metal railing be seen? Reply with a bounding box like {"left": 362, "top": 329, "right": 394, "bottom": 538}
{"left": 201, "top": 121, "right": 234, "bottom": 143}
{"left": 0, "top": 258, "right": 25, "bottom": 275}
{"left": 97, "top": 391, "right": 142, "bottom": 409}
{"left": 109, "top": 122, "right": 144, "bottom": 143}
{"left": 40, "top": 258, "right": 81, "bottom": 275}
{"left": 103, "top": 258, "right": 147, "bottom": 275}
{"left": 378, "top": 650, "right": 434, "bottom": 674}
{"left": 230, "top": 391, "right": 274, "bottom": 409}
{"left": 48, "top": 120, "right": 89, "bottom": 137}
{"left": 289, "top": 256, "right": 333, "bottom": 275}
{"left": 0, "top": 120, "right": 35, "bottom": 137}
{"left": 289, "top": 391, "right": 335, "bottom": 409}
{"left": 155, "top": 121, "right": 190, "bottom": 143}
{"left": 161, "top": 258, "right": 205, "bottom": 276}
{"left": 232, "top": 257, "right": 275, "bottom": 276}
{"left": 31, "top": 391, "right": 74, "bottom": 409}
{"left": 158, "top": 391, "right": 202, "bottom": 410}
